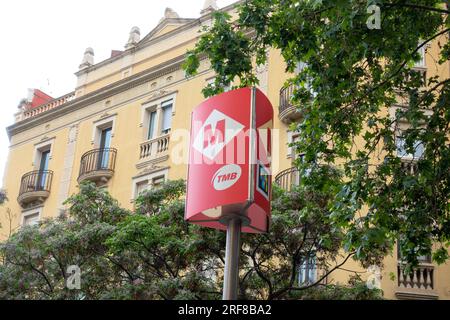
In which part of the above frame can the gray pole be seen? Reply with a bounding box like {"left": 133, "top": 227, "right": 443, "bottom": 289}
{"left": 222, "top": 217, "right": 242, "bottom": 300}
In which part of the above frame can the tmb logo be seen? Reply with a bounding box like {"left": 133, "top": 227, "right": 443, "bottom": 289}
{"left": 212, "top": 164, "right": 242, "bottom": 191}
{"left": 193, "top": 109, "right": 245, "bottom": 160}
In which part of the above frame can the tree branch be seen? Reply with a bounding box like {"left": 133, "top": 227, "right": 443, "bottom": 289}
{"left": 382, "top": 3, "right": 450, "bottom": 14}
{"left": 288, "top": 252, "right": 356, "bottom": 293}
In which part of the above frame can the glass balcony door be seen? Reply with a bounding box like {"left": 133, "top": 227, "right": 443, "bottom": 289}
{"left": 298, "top": 253, "right": 317, "bottom": 286}
{"left": 161, "top": 101, "right": 173, "bottom": 135}
{"left": 37, "top": 150, "right": 50, "bottom": 190}
{"left": 98, "top": 127, "right": 112, "bottom": 170}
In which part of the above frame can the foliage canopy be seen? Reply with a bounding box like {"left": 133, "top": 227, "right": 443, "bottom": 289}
{"left": 0, "top": 181, "right": 382, "bottom": 300}
{"left": 183, "top": 0, "right": 450, "bottom": 267}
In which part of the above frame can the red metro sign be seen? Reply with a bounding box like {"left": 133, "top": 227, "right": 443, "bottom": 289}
{"left": 185, "top": 87, "right": 273, "bottom": 233}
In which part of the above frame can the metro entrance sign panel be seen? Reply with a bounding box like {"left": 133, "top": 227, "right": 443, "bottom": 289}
{"left": 185, "top": 87, "right": 273, "bottom": 233}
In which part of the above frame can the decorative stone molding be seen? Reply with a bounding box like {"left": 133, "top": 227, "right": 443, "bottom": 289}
{"left": 201, "top": 0, "right": 218, "bottom": 15}
{"left": 134, "top": 164, "right": 169, "bottom": 178}
{"left": 75, "top": 1, "right": 242, "bottom": 76}
{"left": 125, "top": 26, "right": 141, "bottom": 50}
{"left": 68, "top": 124, "right": 79, "bottom": 143}
{"left": 395, "top": 291, "right": 439, "bottom": 300}
{"left": 147, "top": 90, "right": 168, "bottom": 101}
{"left": 79, "top": 48, "right": 94, "bottom": 70}
{"left": 18, "top": 191, "right": 50, "bottom": 209}
{"left": 100, "top": 112, "right": 112, "bottom": 120}
{"left": 136, "top": 155, "right": 169, "bottom": 170}
{"left": 78, "top": 169, "right": 114, "bottom": 185}
{"left": 7, "top": 54, "right": 205, "bottom": 139}
{"left": 164, "top": 8, "right": 180, "bottom": 20}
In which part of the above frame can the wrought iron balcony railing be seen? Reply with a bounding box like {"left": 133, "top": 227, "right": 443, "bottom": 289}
{"left": 274, "top": 167, "right": 300, "bottom": 192}
{"left": 78, "top": 148, "right": 117, "bottom": 184}
{"left": 279, "top": 84, "right": 302, "bottom": 124}
{"left": 18, "top": 170, "right": 53, "bottom": 207}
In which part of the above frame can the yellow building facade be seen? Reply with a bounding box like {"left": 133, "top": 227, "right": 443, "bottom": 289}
{"left": 1, "top": 1, "right": 449, "bottom": 299}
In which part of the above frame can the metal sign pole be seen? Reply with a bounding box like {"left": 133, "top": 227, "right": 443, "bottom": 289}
{"left": 223, "top": 87, "right": 256, "bottom": 300}
{"left": 222, "top": 217, "right": 242, "bottom": 300}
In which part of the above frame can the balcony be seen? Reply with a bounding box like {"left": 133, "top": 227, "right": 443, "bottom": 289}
{"left": 411, "top": 67, "right": 427, "bottom": 88}
{"left": 18, "top": 170, "right": 53, "bottom": 207}
{"left": 401, "top": 159, "right": 419, "bottom": 175}
{"left": 396, "top": 262, "right": 438, "bottom": 300}
{"left": 279, "top": 84, "right": 302, "bottom": 124}
{"left": 78, "top": 148, "right": 117, "bottom": 185}
{"left": 138, "top": 134, "right": 170, "bottom": 166}
{"left": 17, "top": 92, "right": 76, "bottom": 122}
{"left": 274, "top": 167, "right": 300, "bottom": 192}
{"left": 394, "top": 67, "right": 428, "bottom": 106}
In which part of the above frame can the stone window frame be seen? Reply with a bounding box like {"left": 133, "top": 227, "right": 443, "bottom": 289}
{"left": 287, "top": 130, "right": 301, "bottom": 160}
{"left": 140, "top": 92, "right": 177, "bottom": 141}
{"left": 205, "top": 76, "right": 232, "bottom": 92}
{"left": 21, "top": 206, "right": 43, "bottom": 227}
{"left": 131, "top": 168, "right": 169, "bottom": 202}
{"left": 32, "top": 138, "right": 55, "bottom": 170}
{"left": 91, "top": 114, "right": 117, "bottom": 147}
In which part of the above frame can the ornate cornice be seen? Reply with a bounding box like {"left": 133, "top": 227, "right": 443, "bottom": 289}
{"left": 74, "top": 1, "right": 243, "bottom": 76}
{"left": 134, "top": 162, "right": 170, "bottom": 179}
{"left": 7, "top": 1, "right": 243, "bottom": 139}
{"left": 7, "top": 54, "right": 193, "bottom": 139}
{"left": 136, "top": 155, "right": 170, "bottom": 170}
{"left": 140, "top": 18, "right": 197, "bottom": 44}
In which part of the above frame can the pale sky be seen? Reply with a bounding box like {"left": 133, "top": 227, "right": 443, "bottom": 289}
{"left": 0, "top": 0, "right": 236, "bottom": 188}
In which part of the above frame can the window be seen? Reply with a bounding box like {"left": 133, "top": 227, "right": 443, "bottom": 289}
{"left": 98, "top": 127, "right": 113, "bottom": 169}
{"left": 23, "top": 212, "right": 39, "bottom": 226}
{"left": 134, "top": 175, "right": 165, "bottom": 199}
{"left": 22, "top": 208, "right": 42, "bottom": 227}
{"left": 397, "top": 243, "right": 431, "bottom": 263}
{"left": 206, "top": 77, "right": 231, "bottom": 93}
{"left": 151, "top": 175, "right": 165, "bottom": 189}
{"left": 412, "top": 44, "right": 427, "bottom": 88}
{"left": 142, "top": 95, "right": 176, "bottom": 141}
{"left": 39, "top": 150, "right": 51, "bottom": 171}
{"left": 33, "top": 139, "right": 53, "bottom": 171}
{"left": 396, "top": 137, "right": 424, "bottom": 160}
{"left": 91, "top": 116, "right": 115, "bottom": 175}
{"left": 131, "top": 169, "right": 168, "bottom": 201}
{"left": 295, "top": 61, "right": 317, "bottom": 98}
{"left": 288, "top": 131, "right": 301, "bottom": 159}
{"left": 298, "top": 253, "right": 317, "bottom": 286}
{"left": 91, "top": 115, "right": 116, "bottom": 147}
{"left": 33, "top": 140, "right": 53, "bottom": 190}
{"left": 100, "top": 127, "right": 112, "bottom": 149}
{"left": 414, "top": 45, "right": 426, "bottom": 68}
{"left": 147, "top": 111, "right": 157, "bottom": 140}
{"left": 161, "top": 100, "right": 173, "bottom": 135}
{"left": 135, "top": 180, "right": 150, "bottom": 197}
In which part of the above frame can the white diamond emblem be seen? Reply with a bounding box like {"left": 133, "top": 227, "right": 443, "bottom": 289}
{"left": 193, "top": 109, "right": 245, "bottom": 160}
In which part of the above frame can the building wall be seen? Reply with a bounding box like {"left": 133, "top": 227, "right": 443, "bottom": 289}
{"left": 1, "top": 3, "right": 449, "bottom": 299}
